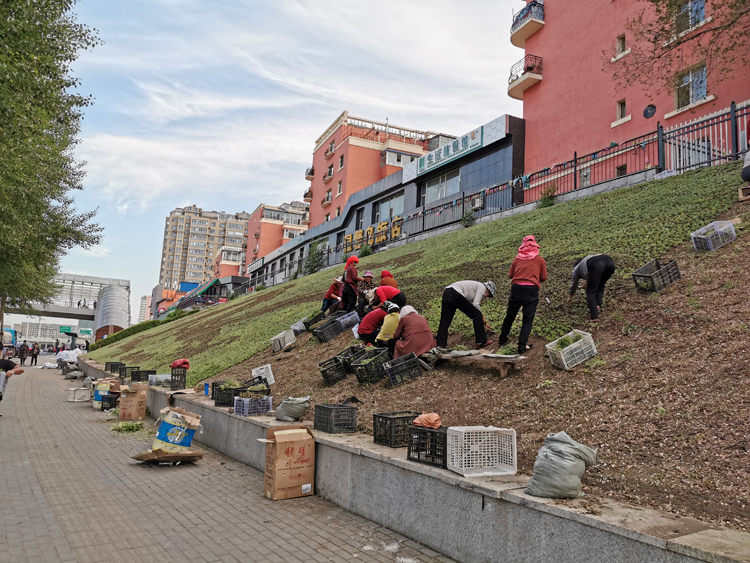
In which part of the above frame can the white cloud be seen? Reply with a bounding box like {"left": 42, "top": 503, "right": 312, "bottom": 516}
{"left": 73, "top": 245, "right": 111, "bottom": 259}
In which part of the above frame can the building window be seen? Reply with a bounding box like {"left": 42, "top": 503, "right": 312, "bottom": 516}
{"left": 616, "top": 164, "right": 628, "bottom": 177}
{"left": 617, "top": 99, "right": 627, "bottom": 120}
{"left": 336, "top": 206, "right": 341, "bottom": 217}
{"left": 327, "top": 164, "right": 333, "bottom": 176}
{"left": 337, "top": 181, "right": 342, "bottom": 195}
{"left": 372, "top": 191, "right": 404, "bottom": 224}
{"left": 336, "top": 232, "right": 345, "bottom": 247}
{"left": 339, "top": 155, "right": 344, "bottom": 169}
{"left": 422, "top": 169, "right": 460, "bottom": 206}
{"left": 325, "top": 213, "right": 330, "bottom": 222}
{"left": 283, "top": 229, "right": 299, "bottom": 239}
{"left": 676, "top": 64, "right": 707, "bottom": 109}
{"left": 616, "top": 34, "right": 626, "bottom": 55}
{"left": 328, "top": 140, "right": 335, "bottom": 152}
{"left": 355, "top": 208, "right": 364, "bottom": 230}
{"left": 676, "top": 0, "right": 705, "bottom": 34}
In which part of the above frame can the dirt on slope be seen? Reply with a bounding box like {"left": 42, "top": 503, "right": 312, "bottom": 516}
{"left": 204, "top": 202, "right": 750, "bottom": 532}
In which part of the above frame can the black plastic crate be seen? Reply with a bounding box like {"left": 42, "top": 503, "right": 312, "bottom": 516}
{"left": 351, "top": 348, "right": 392, "bottom": 384}
{"left": 215, "top": 387, "right": 246, "bottom": 407}
{"left": 312, "top": 318, "right": 345, "bottom": 343}
{"left": 336, "top": 311, "right": 360, "bottom": 330}
{"left": 336, "top": 345, "right": 368, "bottom": 374}
{"left": 303, "top": 311, "right": 326, "bottom": 330}
{"left": 373, "top": 411, "right": 420, "bottom": 448}
{"left": 318, "top": 357, "right": 347, "bottom": 386}
{"left": 104, "top": 362, "right": 114, "bottom": 372}
{"left": 100, "top": 393, "right": 118, "bottom": 411}
{"left": 383, "top": 353, "right": 423, "bottom": 387}
{"left": 211, "top": 381, "right": 227, "bottom": 400}
{"left": 108, "top": 362, "right": 125, "bottom": 374}
{"left": 314, "top": 403, "right": 357, "bottom": 434}
{"left": 130, "top": 370, "right": 156, "bottom": 383}
{"left": 119, "top": 366, "right": 140, "bottom": 378}
{"left": 632, "top": 259, "right": 681, "bottom": 293}
{"left": 170, "top": 367, "right": 188, "bottom": 390}
{"left": 407, "top": 426, "right": 448, "bottom": 468}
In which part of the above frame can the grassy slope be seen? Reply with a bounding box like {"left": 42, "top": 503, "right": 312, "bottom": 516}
{"left": 89, "top": 161, "right": 743, "bottom": 385}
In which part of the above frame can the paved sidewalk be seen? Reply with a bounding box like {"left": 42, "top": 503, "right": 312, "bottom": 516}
{"left": 0, "top": 368, "right": 456, "bottom": 563}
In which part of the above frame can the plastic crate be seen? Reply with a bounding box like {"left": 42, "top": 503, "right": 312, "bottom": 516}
{"left": 314, "top": 403, "right": 357, "bottom": 433}
{"left": 100, "top": 393, "right": 118, "bottom": 411}
{"left": 312, "top": 318, "right": 345, "bottom": 343}
{"left": 271, "top": 329, "right": 296, "bottom": 352}
{"left": 446, "top": 427, "right": 517, "bottom": 477}
{"left": 130, "top": 370, "right": 156, "bottom": 383}
{"left": 211, "top": 381, "right": 227, "bottom": 400}
{"left": 383, "top": 353, "right": 422, "bottom": 387}
{"left": 215, "top": 387, "right": 246, "bottom": 407}
{"left": 170, "top": 367, "right": 187, "bottom": 390}
{"left": 407, "top": 426, "right": 448, "bottom": 468}
{"left": 318, "top": 357, "right": 347, "bottom": 386}
{"left": 336, "top": 345, "right": 368, "bottom": 374}
{"left": 118, "top": 366, "right": 140, "bottom": 378}
{"left": 691, "top": 220, "right": 736, "bottom": 251}
{"left": 303, "top": 311, "right": 326, "bottom": 330}
{"left": 108, "top": 362, "right": 125, "bottom": 374}
{"left": 104, "top": 362, "right": 114, "bottom": 372}
{"left": 336, "top": 311, "right": 360, "bottom": 330}
{"left": 234, "top": 396, "right": 273, "bottom": 416}
{"left": 632, "top": 259, "right": 681, "bottom": 293}
{"left": 291, "top": 320, "right": 307, "bottom": 336}
{"left": 351, "top": 348, "right": 392, "bottom": 384}
{"left": 545, "top": 330, "right": 597, "bottom": 370}
{"left": 373, "top": 411, "right": 420, "bottom": 448}
{"left": 68, "top": 388, "right": 89, "bottom": 402}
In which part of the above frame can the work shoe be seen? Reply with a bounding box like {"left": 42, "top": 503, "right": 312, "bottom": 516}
{"left": 476, "top": 340, "right": 494, "bottom": 350}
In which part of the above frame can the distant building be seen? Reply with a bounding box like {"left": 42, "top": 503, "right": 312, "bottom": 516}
{"left": 159, "top": 205, "right": 250, "bottom": 289}
{"left": 94, "top": 285, "right": 131, "bottom": 341}
{"left": 244, "top": 201, "right": 308, "bottom": 273}
{"left": 304, "top": 112, "right": 445, "bottom": 229}
{"left": 14, "top": 322, "right": 79, "bottom": 348}
{"left": 138, "top": 295, "right": 152, "bottom": 323}
{"left": 150, "top": 285, "right": 186, "bottom": 318}
{"left": 507, "top": 0, "right": 750, "bottom": 174}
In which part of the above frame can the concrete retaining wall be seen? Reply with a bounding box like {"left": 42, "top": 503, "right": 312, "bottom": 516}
{"left": 80, "top": 357, "right": 749, "bottom": 563}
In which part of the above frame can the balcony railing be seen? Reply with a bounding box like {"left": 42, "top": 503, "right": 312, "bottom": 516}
{"left": 305, "top": 167, "right": 314, "bottom": 180}
{"left": 322, "top": 170, "right": 334, "bottom": 183}
{"left": 510, "top": 1, "right": 545, "bottom": 48}
{"left": 321, "top": 195, "right": 332, "bottom": 207}
{"left": 253, "top": 230, "right": 260, "bottom": 238}
{"left": 302, "top": 212, "right": 311, "bottom": 225}
{"left": 324, "top": 146, "right": 335, "bottom": 159}
{"left": 508, "top": 54, "right": 543, "bottom": 100}
{"left": 303, "top": 189, "right": 313, "bottom": 202}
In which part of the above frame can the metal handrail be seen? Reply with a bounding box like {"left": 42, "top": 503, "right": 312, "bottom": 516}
{"left": 509, "top": 54, "right": 543, "bottom": 84}
{"left": 305, "top": 167, "right": 314, "bottom": 177}
{"left": 511, "top": 1, "right": 544, "bottom": 34}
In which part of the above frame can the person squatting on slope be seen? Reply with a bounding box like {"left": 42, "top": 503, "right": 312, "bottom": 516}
{"left": 436, "top": 280, "right": 496, "bottom": 350}
{"left": 357, "top": 305, "right": 387, "bottom": 346}
{"left": 374, "top": 302, "right": 401, "bottom": 356}
{"left": 497, "top": 235, "right": 548, "bottom": 355}
{"left": 392, "top": 305, "right": 436, "bottom": 359}
{"left": 321, "top": 277, "right": 343, "bottom": 314}
{"left": 357, "top": 270, "right": 377, "bottom": 318}
{"left": 567, "top": 254, "right": 616, "bottom": 322}
{"left": 379, "top": 270, "right": 398, "bottom": 288}
{"left": 370, "top": 284, "right": 406, "bottom": 309}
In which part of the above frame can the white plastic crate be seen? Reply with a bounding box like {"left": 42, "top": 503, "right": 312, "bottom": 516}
{"left": 68, "top": 388, "right": 89, "bottom": 402}
{"left": 690, "top": 220, "right": 736, "bottom": 251}
{"left": 271, "top": 329, "right": 296, "bottom": 352}
{"left": 234, "top": 396, "right": 273, "bottom": 416}
{"left": 545, "top": 330, "right": 597, "bottom": 370}
{"left": 447, "top": 426, "right": 517, "bottom": 477}
{"left": 290, "top": 320, "right": 307, "bottom": 336}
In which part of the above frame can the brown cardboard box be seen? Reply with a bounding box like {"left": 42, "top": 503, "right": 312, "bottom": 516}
{"left": 258, "top": 426, "right": 315, "bottom": 500}
{"left": 119, "top": 383, "right": 149, "bottom": 421}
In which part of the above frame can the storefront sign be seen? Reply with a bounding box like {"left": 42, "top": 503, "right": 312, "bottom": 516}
{"left": 417, "top": 127, "right": 483, "bottom": 176}
{"left": 247, "top": 257, "right": 264, "bottom": 274}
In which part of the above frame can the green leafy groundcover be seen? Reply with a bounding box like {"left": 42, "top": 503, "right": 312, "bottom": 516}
{"left": 88, "top": 162, "right": 743, "bottom": 384}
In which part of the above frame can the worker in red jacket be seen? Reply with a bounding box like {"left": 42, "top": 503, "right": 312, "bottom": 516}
{"left": 356, "top": 306, "right": 387, "bottom": 345}
{"left": 379, "top": 270, "right": 398, "bottom": 288}
{"left": 322, "top": 277, "right": 343, "bottom": 313}
{"left": 370, "top": 284, "right": 406, "bottom": 308}
{"left": 342, "top": 256, "right": 361, "bottom": 313}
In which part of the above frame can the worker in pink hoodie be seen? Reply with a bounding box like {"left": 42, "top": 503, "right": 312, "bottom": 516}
{"left": 497, "top": 235, "right": 548, "bottom": 355}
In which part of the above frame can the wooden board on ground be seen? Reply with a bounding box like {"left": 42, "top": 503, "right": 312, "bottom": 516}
{"left": 435, "top": 350, "right": 527, "bottom": 378}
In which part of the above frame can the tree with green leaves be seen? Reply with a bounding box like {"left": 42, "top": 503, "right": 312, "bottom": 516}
{"left": 607, "top": 0, "right": 749, "bottom": 94}
{"left": 304, "top": 241, "right": 326, "bottom": 275}
{"left": 0, "top": 0, "right": 102, "bottom": 328}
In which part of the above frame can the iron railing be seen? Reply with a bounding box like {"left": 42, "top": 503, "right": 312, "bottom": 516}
{"left": 321, "top": 194, "right": 332, "bottom": 206}
{"left": 305, "top": 167, "right": 314, "bottom": 178}
{"left": 509, "top": 54, "right": 543, "bottom": 84}
{"left": 303, "top": 189, "right": 313, "bottom": 200}
{"left": 511, "top": 0, "right": 544, "bottom": 34}
{"left": 322, "top": 171, "right": 334, "bottom": 182}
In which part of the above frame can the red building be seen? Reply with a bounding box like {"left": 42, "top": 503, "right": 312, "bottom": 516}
{"left": 509, "top": 0, "right": 750, "bottom": 175}
{"left": 245, "top": 201, "right": 308, "bottom": 269}
{"left": 304, "top": 112, "right": 447, "bottom": 229}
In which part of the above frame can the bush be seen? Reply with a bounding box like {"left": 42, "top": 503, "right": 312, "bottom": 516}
{"left": 256, "top": 283, "right": 267, "bottom": 291}
{"left": 538, "top": 182, "right": 558, "bottom": 208}
{"left": 305, "top": 240, "right": 326, "bottom": 274}
{"left": 461, "top": 211, "right": 475, "bottom": 228}
{"left": 358, "top": 244, "right": 373, "bottom": 257}
{"left": 88, "top": 320, "right": 162, "bottom": 351}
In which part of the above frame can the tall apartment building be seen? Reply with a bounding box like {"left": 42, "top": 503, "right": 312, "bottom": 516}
{"left": 304, "top": 112, "right": 443, "bottom": 229}
{"left": 138, "top": 295, "right": 152, "bottom": 323}
{"left": 244, "top": 201, "right": 308, "bottom": 271}
{"left": 508, "top": 0, "right": 750, "bottom": 173}
{"left": 159, "top": 205, "right": 250, "bottom": 289}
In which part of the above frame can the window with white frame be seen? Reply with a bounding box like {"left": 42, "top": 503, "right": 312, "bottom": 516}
{"left": 617, "top": 99, "right": 627, "bottom": 120}
{"left": 193, "top": 219, "right": 208, "bottom": 226}
{"left": 372, "top": 191, "right": 404, "bottom": 224}
{"left": 675, "top": 0, "right": 705, "bottom": 33}
{"left": 422, "top": 169, "right": 460, "bottom": 206}
{"left": 676, "top": 64, "right": 707, "bottom": 109}
{"left": 283, "top": 229, "right": 300, "bottom": 239}
{"left": 337, "top": 181, "right": 342, "bottom": 195}
{"left": 339, "top": 155, "right": 344, "bottom": 169}
{"left": 189, "top": 241, "right": 205, "bottom": 247}
{"left": 226, "top": 238, "right": 242, "bottom": 244}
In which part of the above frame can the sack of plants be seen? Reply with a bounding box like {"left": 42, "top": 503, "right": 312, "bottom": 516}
{"left": 275, "top": 396, "right": 311, "bottom": 422}
{"left": 525, "top": 431, "right": 598, "bottom": 499}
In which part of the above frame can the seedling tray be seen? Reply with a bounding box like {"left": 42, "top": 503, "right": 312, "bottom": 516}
{"left": 632, "top": 259, "right": 681, "bottom": 292}
{"left": 336, "top": 311, "right": 361, "bottom": 330}
{"left": 234, "top": 396, "right": 273, "bottom": 416}
{"left": 318, "top": 357, "right": 347, "bottom": 386}
{"left": 303, "top": 311, "right": 326, "bottom": 330}
{"left": 545, "top": 330, "right": 597, "bottom": 370}
{"left": 690, "top": 220, "right": 736, "bottom": 251}
{"left": 373, "top": 411, "right": 420, "bottom": 448}
{"left": 336, "top": 345, "right": 368, "bottom": 373}
{"left": 447, "top": 426, "right": 517, "bottom": 477}
{"left": 351, "top": 348, "right": 392, "bottom": 384}
{"left": 314, "top": 403, "right": 357, "bottom": 433}
{"left": 407, "top": 426, "right": 448, "bottom": 468}
{"left": 383, "top": 353, "right": 422, "bottom": 387}
{"left": 170, "top": 367, "right": 187, "bottom": 390}
{"left": 130, "top": 370, "right": 156, "bottom": 382}
{"left": 312, "top": 318, "right": 346, "bottom": 343}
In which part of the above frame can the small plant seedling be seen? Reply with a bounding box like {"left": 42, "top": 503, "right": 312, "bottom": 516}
{"left": 536, "top": 380, "right": 557, "bottom": 389}
{"left": 112, "top": 421, "right": 144, "bottom": 433}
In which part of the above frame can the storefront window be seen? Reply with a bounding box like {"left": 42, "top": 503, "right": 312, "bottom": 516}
{"left": 423, "top": 169, "right": 460, "bottom": 205}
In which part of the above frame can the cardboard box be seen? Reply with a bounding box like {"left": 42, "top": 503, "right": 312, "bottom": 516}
{"left": 258, "top": 425, "right": 315, "bottom": 500}
{"left": 119, "top": 383, "right": 149, "bottom": 420}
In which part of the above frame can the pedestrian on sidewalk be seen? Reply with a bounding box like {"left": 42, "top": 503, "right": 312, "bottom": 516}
{"left": 567, "top": 254, "right": 616, "bottom": 322}
{"left": 436, "top": 281, "right": 496, "bottom": 349}
{"left": 30, "top": 343, "right": 40, "bottom": 366}
{"left": 18, "top": 341, "right": 29, "bottom": 366}
{"left": 0, "top": 359, "right": 24, "bottom": 415}
{"left": 497, "top": 235, "right": 548, "bottom": 355}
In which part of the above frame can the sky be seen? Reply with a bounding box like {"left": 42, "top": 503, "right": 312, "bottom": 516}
{"left": 52, "top": 0, "right": 524, "bottom": 325}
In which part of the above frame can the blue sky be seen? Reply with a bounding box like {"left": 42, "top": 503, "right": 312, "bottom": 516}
{"left": 59, "top": 0, "right": 524, "bottom": 321}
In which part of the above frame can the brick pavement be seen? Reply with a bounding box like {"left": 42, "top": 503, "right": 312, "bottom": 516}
{"left": 0, "top": 366, "right": 457, "bottom": 563}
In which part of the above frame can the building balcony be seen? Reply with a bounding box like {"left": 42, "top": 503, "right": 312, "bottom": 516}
{"left": 321, "top": 195, "right": 332, "bottom": 208}
{"left": 324, "top": 146, "right": 335, "bottom": 159}
{"left": 305, "top": 167, "right": 314, "bottom": 181}
{"left": 253, "top": 230, "right": 260, "bottom": 238}
{"left": 510, "top": 1, "right": 544, "bottom": 48}
{"left": 302, "top": 212, "right": 310, "bottom": 225}
{"left": 322, "top": 171, "right": 334, "bottom": 183}
{"left": 508, "top": 54, "right": 543, "bottom": 100}
{"left": 303, "top": 189, "right": 313, "bottom": 202}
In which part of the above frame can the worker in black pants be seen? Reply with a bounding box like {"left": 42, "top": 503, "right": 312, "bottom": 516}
{"left": 436, "top": 280, "right": 496, "bottom": 349}
{"left": 568, "top": 254, "right": 616, "bottom": 322}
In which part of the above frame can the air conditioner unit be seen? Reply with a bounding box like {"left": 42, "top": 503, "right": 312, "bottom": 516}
{"left": 472, "top": 197, "right": 485, "bottom": 211}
